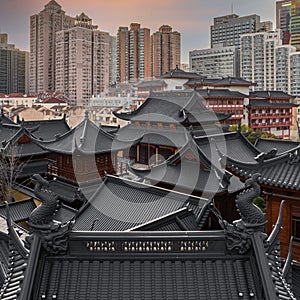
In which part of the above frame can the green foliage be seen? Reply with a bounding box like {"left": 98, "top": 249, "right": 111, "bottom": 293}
{"left": 229, "top": 124, "right": 252, "bottom": 134}
{"left": 229, "top": 124, "right": 277, "bottom": 144}
{"left": 246, "top": 130, "right": 276, "bottom": 144}
{"left": 253, "top": 196, "right": 266, "bottom": 213}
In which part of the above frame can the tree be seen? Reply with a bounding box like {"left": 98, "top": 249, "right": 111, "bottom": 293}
{"left": 229, "top": 124, "right": 277, "bottom": 144}
{"left": 246, "top": 130, "right": 276, "bottom": 144}
{"left": 228, "top": 124, "right": 253, "bottom": 134}
{"left": 0, "top": 142, "right": 25, "bottom": 203}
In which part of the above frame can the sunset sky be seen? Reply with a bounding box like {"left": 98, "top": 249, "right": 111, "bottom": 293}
{"left": 1, "top": 0, "right": 275, "bottom": 63}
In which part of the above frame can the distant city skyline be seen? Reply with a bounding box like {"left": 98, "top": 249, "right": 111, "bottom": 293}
{"left": 1, "top": 0, "right": 275, "bottom": 63}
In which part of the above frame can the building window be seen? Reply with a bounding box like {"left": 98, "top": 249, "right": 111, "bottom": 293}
{"left": 292, "top": 215, "right": 300, "bottom": 243}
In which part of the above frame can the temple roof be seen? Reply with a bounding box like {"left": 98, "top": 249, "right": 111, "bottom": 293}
{"left": 194, "top": 131, "right": 261, "bottom": 164}
{"left": 135, "top": 79, "right": 167, "bottom": 88}
{"left": 99, "top": 124, "right": 119, "bottom": 134}
{"left": 36, "top": 113, "right": 127, "bottom": 155}
{"left": 225, "top": 150, "right": 300, "bottom": 191}
{"left": 114, "top": 124, "right": 188, "bottom": 148}
{"left": 0, "top": 122, "right": 20, "bottom": 143}
{"left": 130, "top": 138, "right": 244, "bottom": 196}
{"left": 34, "top": 236, "right": 255, "bottom": 299}
{"left": 114, "top": 90, "right": 232, "bottom": 124}
{"left": 0, "top": 199, "right": 36, "bottom": 223}
{"left": 185, "top": 77, "right": 256, "bottom": 87}
{"left": 73, "top": 174, "right": 209, "bottom": 231}
{"left": 255, "top": 138, "right": 300, "bottom": 155}
{"left": 0, "top": 204, "right": 29, "bottom": 300}
{"left": 0, "top": 111, "right": 16, "bottom": 126}
{"left": 292, "top": 262, "right": 300, "bottom": 299}
{"left": 28, "top": 227, "right": 295, "bottom": 300}
{"left": 158, "top": 66, "right": 202, "bottom": 79}
{"left": 248, "top": 100, "right": 298, "bottom": 108}
{"left": 0, "top": 123, "right": 48, "bottom": 158}
{"left": 17, "top": 115, "right": 70, "bottom": 141}
{"left": 130, "top": 207, "right": 200, "bottom": 231}
{"left": 210, "top": 77, "right": 256, "bottom": 87}
{"left": 197, "top": 88, "right": 247, "bottom": 98}
{"left": 192, "top": 130, "right": 300, "bottom": 191}
{"left": 249, "top": 90, "right": 295, "bottom": 99}
{"left": 0, "top": 173, "right": 297, "bottom": 299}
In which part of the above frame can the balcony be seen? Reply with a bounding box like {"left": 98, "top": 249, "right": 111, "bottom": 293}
{"left": 250, "top": 113, "right": 291, "bottom": 119}
{"left": 251, "top": 121, "right": 291, "bottom": 128}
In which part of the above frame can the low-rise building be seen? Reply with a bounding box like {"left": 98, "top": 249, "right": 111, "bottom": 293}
{"left": 247, "top": 91, "right": 298, "bottom": 139}
{"left": 89, "top": 95, "right": 135, "bottom": 109}
{"left": 0, "top": 94, "right": 36, "bottom": 107}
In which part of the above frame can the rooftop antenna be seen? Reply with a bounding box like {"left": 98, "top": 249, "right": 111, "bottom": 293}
{"left": 231, "top": 2, "right": 234, "bottom": 14}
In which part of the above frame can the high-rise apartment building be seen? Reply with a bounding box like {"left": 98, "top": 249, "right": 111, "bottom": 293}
{"left": 275, "top": 44, "right": 296, "bottom": 93}
{"left": 276, "top": 0, "right": 300, "bottom": 49}
{"left": 151, "top": 25, "right": 181, "bottom": 77}
{"left": 117, "top": 27, "right": 129, "bottom": 84}
{"left": 189, "top": 46, "right": 239, "bottom": 78}
{"left": 240, "top": 27, "right": 300, "bottom": 97}
{"left": 240, "top": 30, "right": 282, "bottom": 91}
{"left": 109, "top": 36, "right": 117, "bottom": 86}
{"left": 55, "top": 14, "right": 110, "bottom": 106}
{"left": 30, "top": 0, "right": 74, "bottom": 95}
{"left": 276, "top": 0, "right": 292, "bottom": 44}
{"left": 211, "top": 14, "right": 262, "bottom": 48}
{"left": 117, "top": 23, "right": 151, "bottom": 83}
{"left": 290, "top": 52, "right": 300, "bottom": 95}
{"left": 0, "top": 35, "right": 29, "bottom": 94}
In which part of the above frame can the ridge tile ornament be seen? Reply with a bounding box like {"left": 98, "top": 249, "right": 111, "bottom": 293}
{"left": 26, "top": 174, "right": 74, "bottom": 255}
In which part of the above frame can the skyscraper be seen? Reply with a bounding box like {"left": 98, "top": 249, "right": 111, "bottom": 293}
{"left": 151, "top": 25, "right": 181, "bottom": 77}
{"left": 109, "top": 36, "right": 117, "bottom": 87}
{"left": 30, "top": 0, "right": 74, "bottom": 95}
{"left": 276, "top": 0, "right": 300, "bottom": 49}
{"left": 240, "top": 30, "right": 282, "bottom": 91}
{"left": 116, "top": 27, "right": 129, "bottom": 84}
{"left": 210, "top": 14, "right": 262, "bottom": 48}
{"left": 55, "top": 13, "right": 110, "bottom": 106}
{"left": 0, "top": 34, "right": 29, "bottom": 94}
{"left": 117, "top": 23, "right": 151, "bottom": 83}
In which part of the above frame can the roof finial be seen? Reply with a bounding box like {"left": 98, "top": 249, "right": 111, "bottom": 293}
{"left": 282, "top": 236, "right": 294, "bottom": 279}
{"left": 267, "top": 200, "right": 285, "bottom": 253}
{"left": 84, "top": 110, "right": 89, "bottom": 120}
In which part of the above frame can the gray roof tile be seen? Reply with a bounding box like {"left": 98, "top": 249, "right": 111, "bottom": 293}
{"left": 255, "top": 138, "right": 300, "bottom": 155}
{"left": 73, "top": 175, "right": 208, "bottom": 231}
{"left": 115, "top": 91, "right": 232, "bottom": 123}
{"left": 0, "top": 199, "right": 36, "bottom": 222}
{"left": 37, "top": 116, "right": 126, "bottom": 154}
{"left": 194, "top": 131, "right": 261, "bottom": 163}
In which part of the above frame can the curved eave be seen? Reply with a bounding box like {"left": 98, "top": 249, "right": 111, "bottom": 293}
{"left": 32, "top": 117, "right": 123, "bottom": 155}
{"left": 114, "top": 113, "right": 187, "bottom": 124}
{"left": 113, "top": 111, "right": 133, "bottom": 121}
{"left": 236, "top": 131, "right": 261, "bottom": 155}
{"left": 34, "top": 143, "right": 115, "bottom": 156}
{"left": 222, "top": 146, "right": 291, "bottom": 167}
{"left": 217, "top": 112, "right": 235, "bottom": 121}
